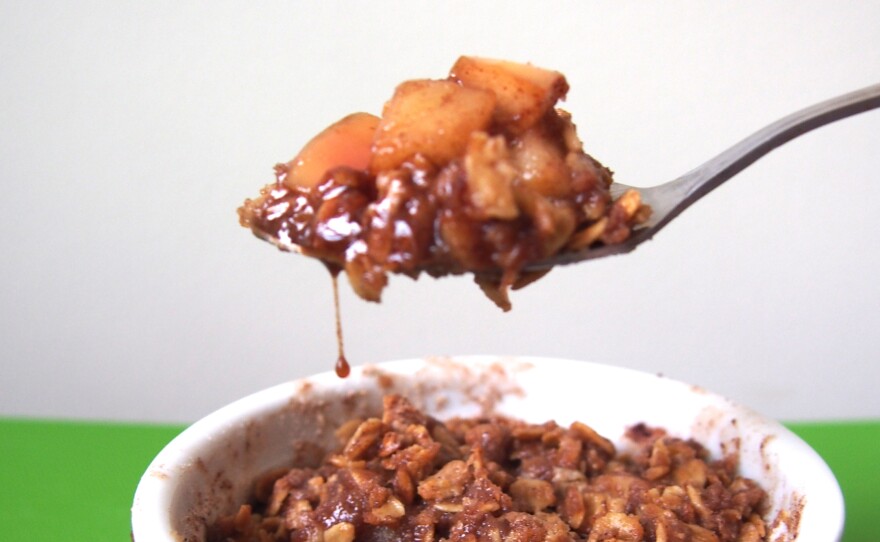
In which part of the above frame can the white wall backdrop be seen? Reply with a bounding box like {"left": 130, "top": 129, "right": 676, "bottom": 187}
{"left": 1, "top": 1, "right": 878, "bottom": 423}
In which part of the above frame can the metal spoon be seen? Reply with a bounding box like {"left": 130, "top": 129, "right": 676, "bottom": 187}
{"left": 535, "top": 82, "right": 880, "bottom": 270}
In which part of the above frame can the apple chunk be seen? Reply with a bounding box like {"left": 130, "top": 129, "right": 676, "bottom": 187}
{"left": 283, "top": 112, "right": 380, "bottom": 190}
{"left": 450, "top": 56, "right": 569, "bottom": 134}
{"left": 370, "top": 79, "right": 496, "bottom": 173}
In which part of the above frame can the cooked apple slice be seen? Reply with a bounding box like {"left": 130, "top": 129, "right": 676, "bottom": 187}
{"left": 283, "top": 112, "right": 380, "bottom": 190}
{"left": 449, "top": 56, "right": 569, "bottom": 134}
{"left": 370, "top": 79, "right": 496, "bottom": 173}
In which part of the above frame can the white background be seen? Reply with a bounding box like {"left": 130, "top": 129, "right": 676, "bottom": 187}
{"left": 1, "top": 2, "right": 878, "bottom": 423}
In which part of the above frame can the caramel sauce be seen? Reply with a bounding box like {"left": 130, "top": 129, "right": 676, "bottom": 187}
{"left": 335, "top": 354, "right": 350, "bottom": 379}
{"left": 329, "top": 265, "right": 350, "bottom": 378}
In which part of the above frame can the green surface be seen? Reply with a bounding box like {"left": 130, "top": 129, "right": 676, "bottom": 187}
{"left": 785, "top": 420, "right": 880, "bottom": 542}
{"left": 0, "top": 418, "right": 876, "bottom": 541}
{"left": 0, "top": 419, "right": 184, "bottom": 542}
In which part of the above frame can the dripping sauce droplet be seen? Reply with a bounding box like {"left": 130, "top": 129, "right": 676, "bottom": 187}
{"left": 335, "top": 354, "right": 350, "bottom": 378}
{"left": 328, "top": 263, "right": 350, "bottom": 378}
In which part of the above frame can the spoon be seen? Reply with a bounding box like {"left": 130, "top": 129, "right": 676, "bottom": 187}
{"left": 534, "top": 82, "right": 880, "bottom": 270}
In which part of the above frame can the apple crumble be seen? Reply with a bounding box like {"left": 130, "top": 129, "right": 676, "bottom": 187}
{"left": 208, "top": 395, "right": 767, "bottom": 542}
{"left": 238, "top": 57, "right": 650, "bottom": 310}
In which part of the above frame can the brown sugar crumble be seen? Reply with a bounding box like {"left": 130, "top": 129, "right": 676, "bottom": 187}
{"left": 207, "top": 395, "right": 768, "bottom": 542}
{"left": 238, "top": 57, "right": 650, "bottom": 311}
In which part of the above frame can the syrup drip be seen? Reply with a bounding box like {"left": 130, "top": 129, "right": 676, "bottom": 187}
{"left": 329, "top": 266, "right": 350, "bottom": 378}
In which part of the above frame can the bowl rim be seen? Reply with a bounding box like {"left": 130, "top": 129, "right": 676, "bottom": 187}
{"left": 131, "top": 355, "right": 844, "bottom": 542}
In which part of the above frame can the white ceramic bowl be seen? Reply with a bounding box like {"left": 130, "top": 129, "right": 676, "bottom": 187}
{"left": 132, "top": 356, "right": 844, "bottom": 541}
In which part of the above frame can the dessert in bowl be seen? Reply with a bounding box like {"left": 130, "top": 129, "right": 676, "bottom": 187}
{"left": 131, "top": 357, "right": 843, "bottom": 541}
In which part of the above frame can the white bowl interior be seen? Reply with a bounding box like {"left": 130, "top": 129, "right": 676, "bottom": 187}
{"left": 132, "top": 356, "right": 843, "bottom": 542}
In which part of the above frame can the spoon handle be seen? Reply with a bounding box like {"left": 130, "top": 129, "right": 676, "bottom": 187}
{"left": 662, "top": 83, "right": 880, "bottom": 226}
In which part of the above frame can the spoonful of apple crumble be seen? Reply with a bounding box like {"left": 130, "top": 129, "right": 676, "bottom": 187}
{"left": 239, "top": 57, "right": 880, "bottom": 311}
